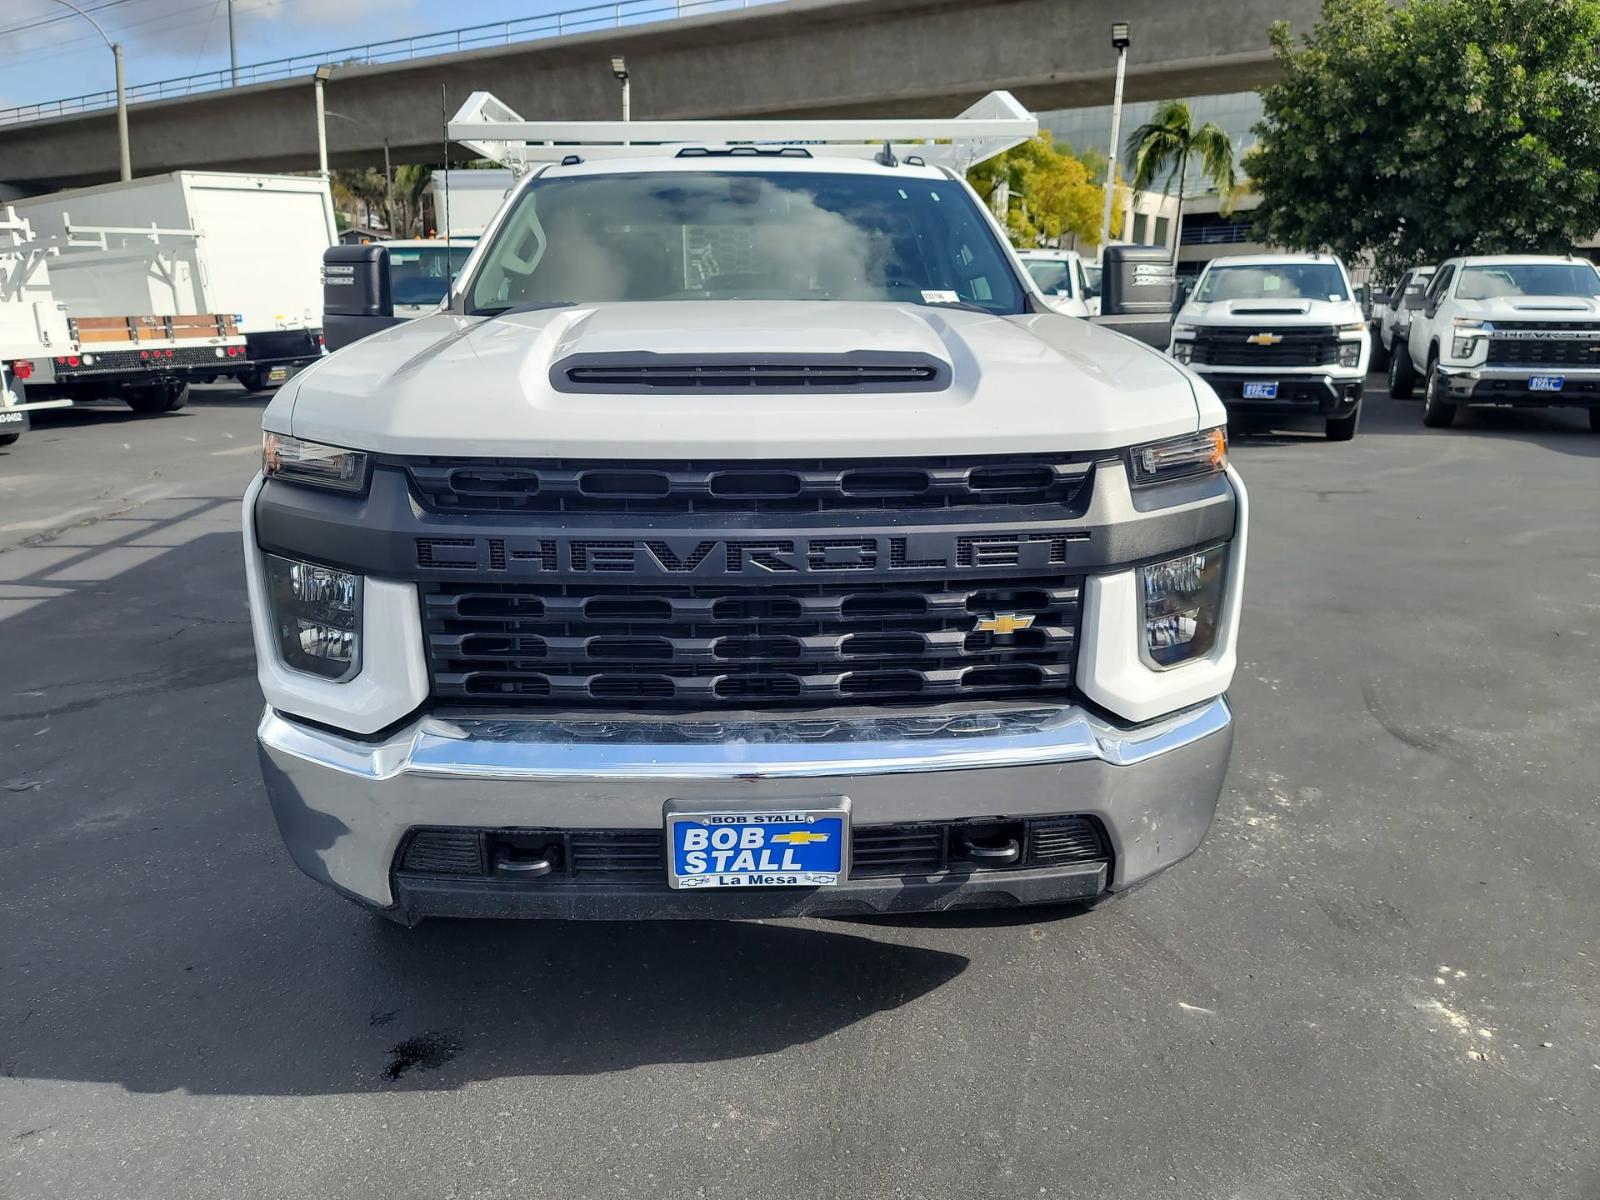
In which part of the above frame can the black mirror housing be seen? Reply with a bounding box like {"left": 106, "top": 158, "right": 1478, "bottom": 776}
{"left": 322, "top": 244, "right": 399, "bottom": 352}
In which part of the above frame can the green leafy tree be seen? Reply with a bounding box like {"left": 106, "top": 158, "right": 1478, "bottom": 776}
{"left": 969, "top": 133, "right": 1126, "bottom": 249}
{"left": 1247, "top": 0, "right": 1600, "bottom": 281}
{"left": 1125, "top": 100, "right": 1238, "bottom": 263}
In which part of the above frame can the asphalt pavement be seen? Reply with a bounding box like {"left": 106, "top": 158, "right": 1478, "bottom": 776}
{"left": 1, "top": 385, "right": 1597, "bottom": 1199}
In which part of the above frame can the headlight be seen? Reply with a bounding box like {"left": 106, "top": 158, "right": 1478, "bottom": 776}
{"left": 1139, "top": 544, "right": 1229, "bottom": 669}
{"left": 1172, "top": 323, "right": 1196, "bottom": 336}
{"left": 266, "top": 554, "right": 361, "bottom": 680}
{"left": 1129, "top": 427, "right": 1227, "bottom": 487}
{"left": 263, "top": 432, "right": 368, "bottom": 492}
{"left": 1337, "top": 340, "right": 1362, "bottom": 367}
{"left": 1336, "top": 321, "right": 1366, "bottom": 334}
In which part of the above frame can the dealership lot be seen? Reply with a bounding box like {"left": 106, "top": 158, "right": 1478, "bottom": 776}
{"left": 1, "top": 387, "right": 1596, "bottom": 1199}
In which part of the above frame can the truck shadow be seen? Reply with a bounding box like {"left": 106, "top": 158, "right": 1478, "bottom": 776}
{"left": 0, "top": 526, "right": 968, "bottom": 1098}
{"left": 23, "top": 383, "right": 268, "bottom": 430}
{"left": 1229, "top": 378, "right": 1600, "bottom": 456}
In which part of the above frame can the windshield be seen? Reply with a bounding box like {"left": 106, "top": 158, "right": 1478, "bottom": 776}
{"left": 1194, "top": 262, "right": 1349, "bottom": 303}
{"left": 1084, "top": 264, "right": 1102, "bottom": 291}
{"left": 466, "top": 170, "right": 1025, "bottom": 315}
{"left": 1023, "top": 259, "right": 1073, "bottom": 295}
{"left": 389, "top": 245, "right": 471, "bottom": 307}
{"left": 1457, "top": 262, "right": 1600, "bottom": 300}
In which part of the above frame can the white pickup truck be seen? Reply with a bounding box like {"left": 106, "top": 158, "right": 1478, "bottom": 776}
{"left": 1016, "top": 249, "right": 1096, "bottom": 317}
{"left": 247, "top": 94, "right": 1248, "bottom": 925}
{"left": 1371, "top": 265, "right": 1434, "bottom": 373}
{"left": 1389, "top": 255, "right": 1600, "bottom": 431}
{"left": 1168, "top": 253, "right": 1369, "bottom": 441}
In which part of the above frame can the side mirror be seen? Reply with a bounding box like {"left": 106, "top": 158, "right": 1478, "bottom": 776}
{"left": 1424, "top": 297, "right": 1440, "bottom": 318}
{"left": 322, "top": 244, "right": 397, "bottom": 352}
{"left": 1085, "top": 285, "right": 1100, "bottom": 300}
{"left": 1403, "top": 292, "right": 1426, "bottom": 311}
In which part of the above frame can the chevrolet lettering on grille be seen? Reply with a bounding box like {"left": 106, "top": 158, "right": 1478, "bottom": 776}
{"left": 416, "top": 531, "right": 1090, "bottom": 577}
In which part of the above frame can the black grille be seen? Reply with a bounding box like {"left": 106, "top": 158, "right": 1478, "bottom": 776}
{"left": 402, "top": 454, "right": 1093, "bottom": 516}
{"left": 850, "top": 816, "right": 1108, "bottom": 878}
{"left": 422, "top": 575, "right": 1080, "bottom": 710}
{"left": 1486, "top": 324, "right": 1600, "bottom": 366}
{"left": 397, "top": 816, "right": 1108, "bottom": 882}
{"left": 1191, "top": 326, "right": 1338, "bottom": 367}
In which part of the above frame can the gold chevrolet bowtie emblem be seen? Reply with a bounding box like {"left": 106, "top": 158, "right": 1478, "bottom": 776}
{"left": 771, "top": 831, "right": 830, "bottom": 846}
{"left": 1246, "top": 332, "right": 1284, "bottom": 346}
{"left": 975, "top": 613, "right": 1035, "bottom": 635}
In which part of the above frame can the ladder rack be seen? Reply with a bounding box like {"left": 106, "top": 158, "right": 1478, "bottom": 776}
{"left": 447, "top": 90, "right": 1037, "bottom": 174}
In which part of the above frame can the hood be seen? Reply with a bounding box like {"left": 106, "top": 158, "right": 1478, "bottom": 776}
{"left": 269, "top": 301, "right": 1204, "bottom": 458}
{"left": 1179, "top": 297, "right": 1364, "bottom": 327}
{"left": 1451, "top": 295, "right": 1600, "bottom": 320}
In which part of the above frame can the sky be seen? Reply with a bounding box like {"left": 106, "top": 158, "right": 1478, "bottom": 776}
{"left": 0, "top": 0, "right": 681, "bottom": 111}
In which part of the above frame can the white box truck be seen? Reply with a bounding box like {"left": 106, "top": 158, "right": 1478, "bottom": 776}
{"left": 13, "top": 172, "right": 335, "bottom": 392}
{"left": 420, "top": 169, "right": 515, "bottom": 240}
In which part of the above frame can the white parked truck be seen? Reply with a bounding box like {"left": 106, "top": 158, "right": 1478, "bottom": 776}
{"left": 250, "top": 93, "right": 1247, "bottom": 924}
{"left": 13, "top": 172, "right": 335, "bottom": 392}
{"left": 1371, "top": 265, "right": 1435, "bottom": 372}
{"left": 1390, "top": 254, "right": 1600, "bottom": 431}
{"left": 1016, "top": 249, "right": 1097, "bottom": 317}
{"left": 420, "top": 169, "right": 516, "bottom": 240}
{"left": 379, "top": 239, "right": 478, "bottom": 318}
{"left": 0, "top": 207, "right": 74, "bottom": 446}
{"left": 1169, "top": 253, "right": 1370, "bottom": 441}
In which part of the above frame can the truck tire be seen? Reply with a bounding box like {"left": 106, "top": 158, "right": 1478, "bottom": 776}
{"left": 1369, "top": 330, "right": 1389, "bottom": 373}
{"left": 1387, "top": 344, "right": 1415, "bottom": 399}
{"left": 1421, "top": 356, "right": 1456, "bottom": 428}
{"left": 124, "top": 382, "right": 190, "bottom": 415}
{"left": 1326, "top": 403, "right": 1361, "bottom": 442}
{"left": 1589, "top": 408, "right": 1600, "bottom": 433}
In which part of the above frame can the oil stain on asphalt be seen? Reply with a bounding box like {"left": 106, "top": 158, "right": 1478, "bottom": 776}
{"left": 383, "top": 1032, "right": 462, "bottom": 1081}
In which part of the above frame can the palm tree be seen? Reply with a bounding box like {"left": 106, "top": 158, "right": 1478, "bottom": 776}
{"left": 1125, "top": 100, "right": 1237, "bottom": 263}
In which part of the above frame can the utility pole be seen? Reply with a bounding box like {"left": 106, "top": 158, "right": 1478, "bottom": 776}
{"left": 1098, "top": 21, "right": 1131, "bottom": 251}
{"left": 49, "top": 0, "right": 131, "bottom": 181}
{"left": 227, "top": 0, "right": 239, "bottom": 87}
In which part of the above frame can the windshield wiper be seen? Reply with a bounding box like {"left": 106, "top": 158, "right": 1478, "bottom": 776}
{"left": 474, "top": 300, "right": 578, "bottom": 317}
{"left": 904, "top": 297, "right": 1001, "bottom": 316}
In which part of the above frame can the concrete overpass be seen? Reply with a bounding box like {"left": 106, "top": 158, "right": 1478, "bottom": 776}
{"left": 0, "top": 0, "right": 1320, "bottom": 191}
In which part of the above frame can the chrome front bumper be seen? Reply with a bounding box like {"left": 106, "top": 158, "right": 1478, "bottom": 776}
{"left": 258, "top": 697, "right": 1234, "bottom": 916}
{"left": 1441, "top": 364, "right": 1600, "bottom": 403}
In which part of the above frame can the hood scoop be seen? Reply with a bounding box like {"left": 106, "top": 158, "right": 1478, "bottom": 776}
{"left": 552, "top": 351, "right": 951, "bottom": 394}
{"left": 1510, "top": 302, "right": 1592, "bottom": 312}
{"left": 1227, "top": 303, "right": 1313, "bottom": 316}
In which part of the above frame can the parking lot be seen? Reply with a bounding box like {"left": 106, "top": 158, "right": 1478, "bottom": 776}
{"left": 1, "top": 384, "right": 1597, "bottom": 1199}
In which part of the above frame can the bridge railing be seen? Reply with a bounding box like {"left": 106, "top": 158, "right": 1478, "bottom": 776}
{"left": 0, "top": 0, "right": 770, "bottom": 128}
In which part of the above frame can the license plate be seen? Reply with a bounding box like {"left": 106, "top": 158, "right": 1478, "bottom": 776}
{"left": 1529, "top": 375, "right": 1564, "bottom": 392}
{"left": 267, "top": 365, "right": 291, "bottom": 384}
{"left": 1242, "top": 381, "right": 1278, "bottom": 399}
{"left": 666, "top": 799, "right": 849, "bottom": 889}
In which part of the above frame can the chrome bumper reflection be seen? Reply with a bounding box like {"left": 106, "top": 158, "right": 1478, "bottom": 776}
{"left": 258, "top": 697, "right": 1232, "bottom": 783}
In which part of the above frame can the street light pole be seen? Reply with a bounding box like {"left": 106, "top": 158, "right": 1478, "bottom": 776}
{"left": 1099, "top": 22, "right": 1131, "bottom": 251}
{"left": 314, "top": 65, "right": 332, "bottom": 180}
{"left": 48, "top": 0, "right": 131, "bottom": 181}
{"left": 611, "top": 56, "right": 630, "bottom": 122}
{"left": 227, "top": 0, "right": 239, "bottom": 87}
